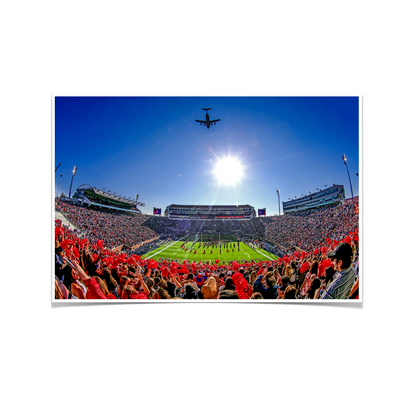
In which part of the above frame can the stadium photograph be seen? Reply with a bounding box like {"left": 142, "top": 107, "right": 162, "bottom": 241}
{"left": 54, "top": 96, "right": 360, "bottom": 301}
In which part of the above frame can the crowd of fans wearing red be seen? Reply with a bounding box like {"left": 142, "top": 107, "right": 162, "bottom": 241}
{"left": 55, "top": 200, "right": 359, "bottom": 300}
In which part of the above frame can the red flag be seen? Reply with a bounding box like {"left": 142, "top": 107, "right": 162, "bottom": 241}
{"left": 55, "top": 227, "right": 62, "bottom": 238}
{"left": 160, "top": 265, "right": 170, "bottom": 277}
{"left": 147, "top": 259, "right": 158, "bottom": 270}
{"left": 343, "top": 236, "right": 352, "bottom": 245}
{"left": 190, "top": 261, "right": 197, "bottom": 272}
{"left": 177, "top": 265, "right": 189, "bottom": 274}
{"left": 79, "top": 238, "right": 89, "bottom": 248}
{"left": 126, "top": 256, "right": 136, "bottom": 266}
{"left": 102, "top": 256, "right": 114, "bottom": 268}
{"left": 170, "top": 262, "right": 178, "bottom": 275}
{"left": 300, "top": 261, "right": 310, "bottom": 274}
{"left": 282, "top": 255, "right": 290, "bottom": 264}
{"left": 318, "top": 259, "right": 332, "bottom": 277}
{"left": 232, "top": 272, "right": 253, "bottom": 299}
{"left": 60, "top": 239, "right": 73, "bottom": 249}
{"left": 92, "top": 252, "right": 101, "bottom": 264}
{"left": 72, "top": 246, "right": 80, "bottom": 259}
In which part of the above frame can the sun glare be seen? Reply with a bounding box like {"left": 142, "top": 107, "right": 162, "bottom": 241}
{"left": 213, "top": 156, "right": 243, "bottom": 186}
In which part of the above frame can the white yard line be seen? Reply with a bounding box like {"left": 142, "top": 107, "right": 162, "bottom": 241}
{"left": 252, "top": 247, "right": 275, "bottom": 260}
{"left": 144, "top": 235, "right": 188, "bottom": 260}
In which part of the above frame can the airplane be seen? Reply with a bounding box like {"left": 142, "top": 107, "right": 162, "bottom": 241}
{"left": 195, "top": 108, "right": 221, "bottom": 129}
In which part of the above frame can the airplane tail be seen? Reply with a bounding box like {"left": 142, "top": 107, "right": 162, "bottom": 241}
{"left": 202, "top": 108, "right": 212, "bottom": 111}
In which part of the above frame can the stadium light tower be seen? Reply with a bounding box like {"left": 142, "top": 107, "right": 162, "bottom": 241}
{"left": 68, "top": 166, "right": 77, "bottom": 198}
{"left": 342, "top": 154, "right": 354, "bottom": 202}
{"left": 277, "top": 189, "right": 281, "bottom": 215}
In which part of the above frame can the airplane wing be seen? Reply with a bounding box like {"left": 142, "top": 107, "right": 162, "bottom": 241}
{"left": 210, "top": 119, "right": 221, "bottom": 123}
{"left": 195, "top": 120, "right": 207, "bottom": 123}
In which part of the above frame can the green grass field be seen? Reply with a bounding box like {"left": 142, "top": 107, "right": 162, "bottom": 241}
{"left": 142, "top": 234, "right": 277, "bottom": 263}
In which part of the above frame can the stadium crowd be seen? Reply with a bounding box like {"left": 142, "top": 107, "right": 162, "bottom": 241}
{"left": 54, "top": 199, "right": 359, "bottom": 300}
{"left": 55, "top": 198, "right": 158, "bottom": 248}
{"left": 262, "top": 202, "right": 359, "bottom": 252}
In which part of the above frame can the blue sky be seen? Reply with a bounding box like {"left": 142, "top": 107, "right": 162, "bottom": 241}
{"left": 55, "top": 96, "right": 359, "bottom": 215}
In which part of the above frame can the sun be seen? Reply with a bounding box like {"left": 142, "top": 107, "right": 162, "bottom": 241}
{"left": 213, "top": 156, "right": 244, "bottom": 186}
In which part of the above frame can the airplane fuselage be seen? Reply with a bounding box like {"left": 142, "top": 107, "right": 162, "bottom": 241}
{"left": 195, "top": 108, "right": 220, "bottom": 129}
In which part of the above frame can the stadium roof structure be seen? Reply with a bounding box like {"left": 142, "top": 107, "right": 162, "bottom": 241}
{"left": 282, "top": 184, "right": 345, "bottom": 213}
{"left": 76, "top": 184, "right": 141, "bottom": 205}
{"left": 72, "top": 184, "right": 145, "bottom": 213}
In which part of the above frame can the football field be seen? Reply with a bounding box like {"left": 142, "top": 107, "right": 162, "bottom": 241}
{"left": 142, "top": 234, "right": 277, "bottom": 263}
